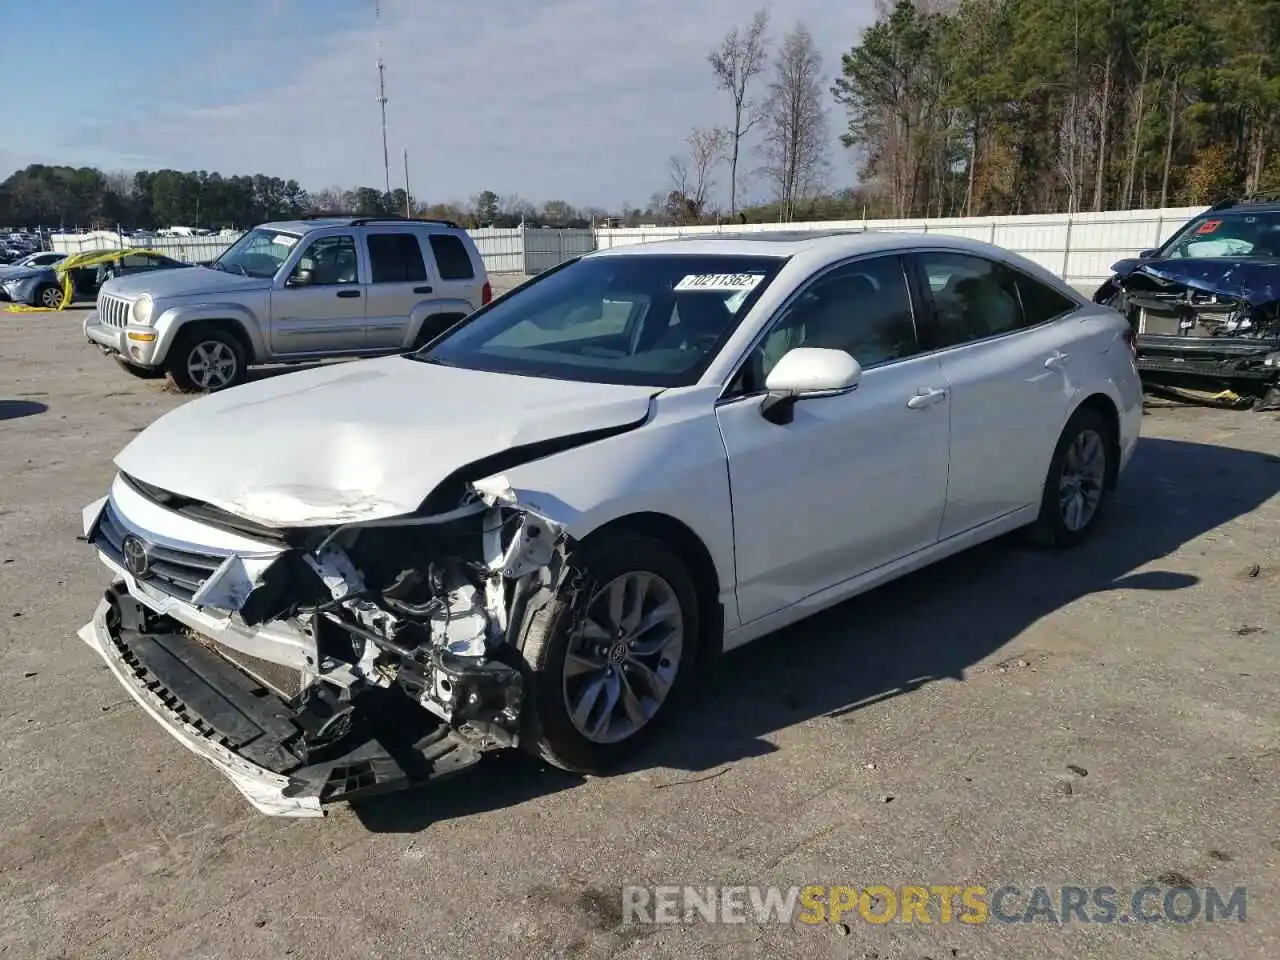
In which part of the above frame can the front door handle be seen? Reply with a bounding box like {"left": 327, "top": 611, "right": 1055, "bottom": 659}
{"left": 906, "top": 387, "right": 948, "bottom": 410}
{"left": 413, "top": 285, "right": 433, "bottom": 294}
{"left": 1044, "top": 350, "right": 1069, "bottom": 370}
{"left": 336, "top": 289, "right": 361, "bottom": 298}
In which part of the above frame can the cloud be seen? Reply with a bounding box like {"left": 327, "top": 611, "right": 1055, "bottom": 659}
{"left": 58, "top": 0, "right": 877, "bottom": 208}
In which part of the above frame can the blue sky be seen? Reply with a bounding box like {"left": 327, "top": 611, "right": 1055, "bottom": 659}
{"left": 2, "top": 0, "right": 877, "bottom": 209}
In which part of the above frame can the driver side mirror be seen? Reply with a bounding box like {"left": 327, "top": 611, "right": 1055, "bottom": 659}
{"left": 1138, "top": 248, "right": 1158, "bottom": 260}
{"left": 760, "top": 347, "right": 862, "bottom": 425}
{"left": 286, "top": 268, "right": 314, "bottom": 287}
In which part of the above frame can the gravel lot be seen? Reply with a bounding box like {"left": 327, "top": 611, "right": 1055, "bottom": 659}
{"left": 0, "top": 305, "right": 1277, "bottom": 960}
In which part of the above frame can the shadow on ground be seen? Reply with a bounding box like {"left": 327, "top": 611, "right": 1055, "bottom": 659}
{"left": 352, "top": 435, "right": 1280, "bottom": 833}
{"left": 0, "top": 399, "right": 48, "bottom": 421}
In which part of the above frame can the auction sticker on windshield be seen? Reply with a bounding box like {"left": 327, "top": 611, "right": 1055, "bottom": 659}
{"left": 675, "top": 273, "right": 764, "bottom": 292}
{"left": 273, "top": 234, "right": 298, "bottom": 248}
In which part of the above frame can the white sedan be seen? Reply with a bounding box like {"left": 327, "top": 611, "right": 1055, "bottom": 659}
{"left": 79, "top": 231, "right": 1142, "bottom": 816}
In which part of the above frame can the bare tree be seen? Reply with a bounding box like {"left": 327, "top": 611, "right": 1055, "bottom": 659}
{"left": 669, "top": 127, "right": 729, "bottom": 222}
{"left": 310, "top": 186, "right": 357, "bottom": 213}
{"left": 759, "top": 22, "right": 828, "bottom": 222}
{"left": 103, "top": 170, "right": 135, "bottom": 200}
{"left": 708, "top": 8, "right": 771, "bottom": 218}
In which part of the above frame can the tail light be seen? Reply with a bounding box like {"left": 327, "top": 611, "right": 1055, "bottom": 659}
{"left": 482, "top": 280, "right": 492, "bottom": 305}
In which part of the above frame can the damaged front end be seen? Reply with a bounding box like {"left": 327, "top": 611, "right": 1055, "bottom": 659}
{"left": 80, "top": 473, "right": 569, "bottom": 816}
{"left": 1095, "top": 258, "right": 1280, "bottom": 404}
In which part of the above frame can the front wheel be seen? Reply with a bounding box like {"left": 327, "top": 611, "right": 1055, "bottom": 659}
{"left": 34, "top": 283, "right": 64, "bottom": 309}
{"left": 166, "top": 327, "right": 247, "bottom": 392}
{"left": 519, "top": 533, "right": 699, "bottom": 773}
{"left": 1026, "top": 406, "right": 1112, "bottom": 548}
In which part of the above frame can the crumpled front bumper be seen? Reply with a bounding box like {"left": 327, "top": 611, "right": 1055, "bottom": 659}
{"left": 78, "top": 584, "right": 487, "bottom": 818}
{"left": 78, "top": 594, "right": 323, "bottom": 817}
{"left": 1135, "top": 334, "right": 1280, "bottom": 381}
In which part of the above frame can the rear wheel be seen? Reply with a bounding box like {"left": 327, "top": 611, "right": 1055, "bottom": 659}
{"left": 1026, "top": 406, "right": 1112, "bottom": 548}
{"left": 519, "top": 533, "right": 699, "bottom": 773}
{"left": 166, "top": 327, "right": 247, "bottom": 392}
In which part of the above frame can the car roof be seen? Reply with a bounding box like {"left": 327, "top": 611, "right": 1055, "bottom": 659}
{"left": 587, "top": 229, "right": 1020, "bottom": 261}
{"left": 1205, "top": 196, "right": 1280, "bottom": 214}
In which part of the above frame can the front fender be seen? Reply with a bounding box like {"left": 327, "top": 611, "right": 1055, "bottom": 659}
{"left": 470, "top": 386, "right": 741, "bottom": 630}
{"left": 154, "top": 303, "right": 266, "bottom": 363}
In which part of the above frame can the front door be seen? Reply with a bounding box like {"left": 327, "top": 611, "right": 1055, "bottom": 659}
{"left": 270, "top": 233, "right": 366, "bottom": 356}
{"left": 907, "top": 251, "right": 1081, "bottom": 538}
{"left": 715, "top": 254, "right": 953, "bottom": 624}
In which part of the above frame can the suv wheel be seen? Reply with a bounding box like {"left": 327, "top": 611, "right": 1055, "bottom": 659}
{"left": 167, "top": 328, "right": 247, "bottom": 392}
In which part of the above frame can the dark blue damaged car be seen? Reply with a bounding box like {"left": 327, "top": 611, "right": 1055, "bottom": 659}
{"left": 1094, "top": 196, "right": 1280, "bottom": 406}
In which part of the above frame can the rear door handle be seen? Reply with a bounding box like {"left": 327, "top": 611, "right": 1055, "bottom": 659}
{"left": 413, "top": 285, "right": 433, "bottom": 294}
{"left": 336, "top": 289, "right": 361, "bottom": 299}
{"left": 1044, "top": 350, "right": 1069, "bottom": 369}
{"left": 906, "top": 387, "right": 948, "bottom": 410}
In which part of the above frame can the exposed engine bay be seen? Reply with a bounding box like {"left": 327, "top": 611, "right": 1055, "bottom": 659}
{"left": 83, "top": 476, "right": 579, "bottom": 813}
{"left": 1095, "top": 258, "right": 1280, "bottom": 408}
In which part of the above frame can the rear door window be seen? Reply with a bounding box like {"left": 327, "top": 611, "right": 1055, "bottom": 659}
{"left": 367, "top": 233, "right": 428, "bottom": 283}
{"left": 912, "top": 252, "right": 1025, "bottom": 349}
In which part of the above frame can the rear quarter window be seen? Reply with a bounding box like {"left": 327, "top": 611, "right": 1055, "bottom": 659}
{"left": 1014, "top": 271, "right": 1078, "bottom": 324}
{"left": 429, "top": 234, "right": 476, "bottom": 280}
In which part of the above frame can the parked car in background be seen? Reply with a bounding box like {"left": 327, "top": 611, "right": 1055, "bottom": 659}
{"left": 79, "top": 230, "right": 1142, "bottom": 816}
{"left": 83, "top": 215, "right": 492, "bottom": 390}
{"left": 1094, "top": 194, "right": 1280, "bottom": 406}
{"left": 0, "top": 248, "right": 185, "bottom": 308}
{"left": 0, "top": 251, "right": 66, "bottom": 279}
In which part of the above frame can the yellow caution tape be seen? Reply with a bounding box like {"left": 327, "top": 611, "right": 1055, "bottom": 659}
{"left": 4, "top": 248, "right": 173, "bottom": 313}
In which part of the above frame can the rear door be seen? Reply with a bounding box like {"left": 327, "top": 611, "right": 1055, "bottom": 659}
{"left": 907, "top": 251, "right": 1081, "bottom": 538}
{"left": 425, "top": 233, "right": 482, "bottom": 312}
{"left": 269, "top": 233, "right": 366, "bottom": 356}
{"left": 363, "top": 230, "right": 435, "bottom": 350}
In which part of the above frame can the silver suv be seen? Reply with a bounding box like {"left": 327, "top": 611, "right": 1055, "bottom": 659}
{"left": 84, "top": 216, "right": 491, "bottom": 391}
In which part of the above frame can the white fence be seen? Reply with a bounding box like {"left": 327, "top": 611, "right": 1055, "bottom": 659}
{"left": 51, "top": 206, "right": 1207, "bottom": 284}
{"left": 595, "top": 207, "right": 1209, "bottom": 287}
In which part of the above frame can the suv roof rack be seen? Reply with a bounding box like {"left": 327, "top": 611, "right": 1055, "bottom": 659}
{"left": 1208, "top": 189, "right": 1280, "bottom": 211}
{"left": 297, "top": 212, "right": 462, "bottom": 229}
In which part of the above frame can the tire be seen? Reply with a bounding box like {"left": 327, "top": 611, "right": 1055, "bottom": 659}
{"left": 113, "top": 357, "right": 166, "bottom": 380}
{"left": 519, "top": 533, "right": 700, "bottom": 773}
{"left": 1025, "top": 406, "right": 1113, "bottom": 548}
{"left": 34, "top": 283, "right": 63, "bottom": 309}
{"left": 166, "top": 327, "right": 247, "bottom": 392}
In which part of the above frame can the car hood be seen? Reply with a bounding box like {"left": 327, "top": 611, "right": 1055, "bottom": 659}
{"left": 115, "top": 355, "right": 661, "bottom": 527}
{"left": 1108, "top": 256, "right": 1280, "bottom": 306}
{"left": 102, "top": 265, "right": 267, "bottom": 301}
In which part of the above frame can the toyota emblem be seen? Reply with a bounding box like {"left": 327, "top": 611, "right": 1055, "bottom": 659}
{"left": 120, "top": 534, "right": 152, "bottom": 579}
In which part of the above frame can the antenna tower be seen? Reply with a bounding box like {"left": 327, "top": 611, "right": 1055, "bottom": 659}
{"left": 375, "top": 1, "right": 391, "bottom": 197}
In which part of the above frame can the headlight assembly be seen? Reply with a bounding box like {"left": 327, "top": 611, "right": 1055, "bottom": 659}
{"left": 132, "top": 294, "right": 154, "bottom": 325}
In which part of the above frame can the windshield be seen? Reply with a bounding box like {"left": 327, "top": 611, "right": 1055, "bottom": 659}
{"left": 211, "top": 227, "right": 300, "bottom": 278}
{"left": 1161, "top": 211, "right": 1280, "bottom": 259}
{"left": 415, "top": 253, "right": 787, "bottom": 387}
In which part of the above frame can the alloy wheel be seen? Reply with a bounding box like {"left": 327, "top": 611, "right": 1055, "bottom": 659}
{"left": 562, "top": 571, "right": 684, "bottom": 744}
{"left": 1058, "top": 428, "right": 1106, "bottom": 532}
{"left": 186, "top": 340, "right": 239, "bottom": 390}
